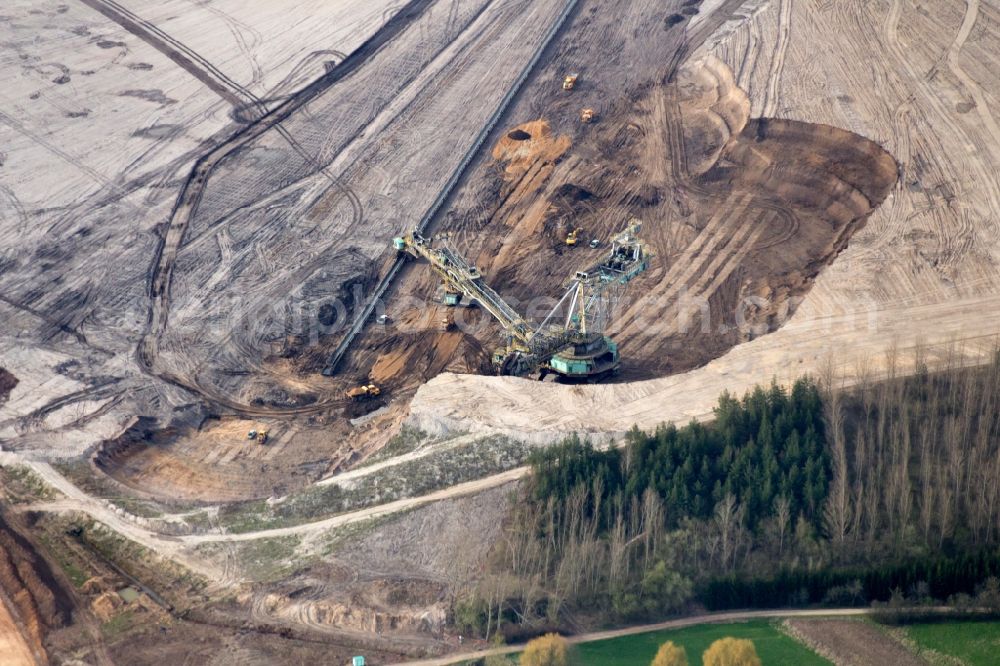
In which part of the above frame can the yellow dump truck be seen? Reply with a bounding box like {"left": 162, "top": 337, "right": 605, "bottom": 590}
{"left": 345, "top": 384, "right": 381, "bottom": 401}
{"left": 247, "top": 429, "right": 269, "bottom": 444}
{"left": 563, "top": 73, "right": 578, "bottom": 90}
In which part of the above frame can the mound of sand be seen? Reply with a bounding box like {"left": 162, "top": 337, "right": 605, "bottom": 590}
{"left": 492, "top": 119, "right": 572, "bottom": 180}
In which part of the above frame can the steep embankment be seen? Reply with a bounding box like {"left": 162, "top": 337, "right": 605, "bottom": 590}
{"left": 0, "top": 512, "right": 75, "bottom": 665}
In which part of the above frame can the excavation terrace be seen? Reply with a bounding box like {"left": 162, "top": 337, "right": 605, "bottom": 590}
{"left": 3, "top": 0, "right": 1000, "bottom": 662}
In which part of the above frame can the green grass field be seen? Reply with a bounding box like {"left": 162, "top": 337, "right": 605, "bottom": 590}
{"left": 568, "top": 620, "right": 830, "bottom": 666}
{"left": 905, "top": 620, "right": 1000, "bottom": 665}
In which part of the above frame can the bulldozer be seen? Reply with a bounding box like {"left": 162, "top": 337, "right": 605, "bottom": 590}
{"left": 580, "top": 108, "right": 595, "bottom": 123}
{"left": 562, "top": 73, "right": 578, "bottom": 91}
{"left": 565, "top": 227, "right": 582, "bottom": 247}
{"left": 345, "top": 384, "right": 381, "bottom": 401}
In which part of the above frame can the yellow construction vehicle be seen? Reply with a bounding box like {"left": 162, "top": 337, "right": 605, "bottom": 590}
{"left": 441, "top": 310, "right": 456, "bottom": 332}
{"left": 580, "top": 108, "right": 595, "bottom": 123}
{"left": 256, "top": 429, "right": 269, "bottom": 445}
{"left": 562, "top": 73, "right": 578, "bottom": 91}
{"left": 565, "top": 228, "right": 582, "bottom": 246}
{"left": 345, "top": 384, "right": 381, "bottom": 401}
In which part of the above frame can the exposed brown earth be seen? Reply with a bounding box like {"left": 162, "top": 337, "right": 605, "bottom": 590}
{"left": 784, "top": 618, "right": 928, "bottom": 666}
{"left": 349, "top": 54, "right": 897, "bottom": 384}
{"left": 408, "top": 0, "right": 1000, "bottom": 447}
{"left": 0, "top": 512, "right": 75, "bottom": 665}
{"left": 92, "top": 414, "right": 358, "bottom": 503}
{"left": 242, "top": 484, "right": 513, "bottom": 648}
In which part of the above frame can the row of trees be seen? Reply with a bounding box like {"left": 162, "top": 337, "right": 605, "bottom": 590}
{"left": 515, "top": 633, "right": 760, "bottom": 666}
{"left": 822, "top": 346, "right": 1000, "bottom": 557}
{"left": 457, "top": 379, "right": 832, "bottom": 634}
{"left": 455, "top": 346, "right": 1000, "bottom": 636}
{"left": 530, "top": 378, "right": 830, "bottom": 538}
{"left": 702, "top": 551, "right": 1000, "bottom": 610}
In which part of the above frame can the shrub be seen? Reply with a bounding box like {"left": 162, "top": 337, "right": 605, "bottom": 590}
{"left": 702, "top": 637, "right": 761, "bottom": 666}
{"left": 521, "top": 633, "right": 569, "bottom": 666}
{"left": 650, "top": 640, "right": 688, "bottom": 666}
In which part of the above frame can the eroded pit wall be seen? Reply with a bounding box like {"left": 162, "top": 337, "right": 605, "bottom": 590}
{"left": 675, "top": 54, "right": 751, "bottom": 177}
{"left": 408, "top": 0, "right": 1000, "bottom": 440}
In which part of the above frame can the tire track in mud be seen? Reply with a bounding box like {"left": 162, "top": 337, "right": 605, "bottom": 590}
{"left": 321, "top": 0, "right": 584, "bottom": 376}
{"left": 0, "top": 293, "right": 108, "bottom": 353}
{"left": 77, "top": 0, "right": 249, "bottom": 109}
{"left": 0, "top": 185, "right": 29, "bottom": 236}
{"left": 82, "top": 0, "right": 367, "bottom": 210}
{"left": 0, "top": 381, "right": 122, "bottom": 433}
{"left": 761, "top": 0, "right": 791, "bottom": 117}
{"left": 947, "top": 0, "right": 1000, "bottom": 163}
{"left": 0, "top": 110, "right": 127, "bottom": 198}
{"left": 136, "top": 0, "right": 436, "bottom": 416}
{"left": 199, "top": 2, "right": 266, "bottom": 91}
{"left": 864, "top": 0, "right": 1000, "bottom": 291}
{"left": 614, "top": 13, "right": 807, "bottom": 345}
{"left": 884, "top": 0, "right": 1000, "bottom": 222}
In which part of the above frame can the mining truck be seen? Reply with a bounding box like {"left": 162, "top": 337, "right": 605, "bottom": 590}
{"left": 345, "top": 384, "right": 381, "bottom": 401}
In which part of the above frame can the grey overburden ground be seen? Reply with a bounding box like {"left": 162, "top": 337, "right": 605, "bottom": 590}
{"left": 3, "top": 0, "right": 1000, "bottom": 663}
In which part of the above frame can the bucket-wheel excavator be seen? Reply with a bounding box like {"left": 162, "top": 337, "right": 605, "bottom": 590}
{"left": 393, "top": 221, "right": 651, "bottom": 381}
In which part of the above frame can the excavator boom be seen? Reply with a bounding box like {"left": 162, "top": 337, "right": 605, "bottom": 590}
{"left": 395, "top": 234, "right": 533, "bottom": 347}
{"left": 393, "top": 221, "right": 650, "bottom": 379}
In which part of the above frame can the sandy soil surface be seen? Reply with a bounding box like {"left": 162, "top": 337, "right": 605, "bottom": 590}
{"left": 244, "top": 484, "right": 514, "bottom": 640}
{"left": 785, "top": 618, "right": 928, "bottom": 666}
{"left": 0, "top": 601, "right": 36, "bottom": 666}
{"left": 409, "top": 0, "right": 1000, "bottom": 439}
{"left": 0, "top": 513, "right": 76, "bottom": 666}
{"left": 374, "top": 52, "right": 896, "bottom": 386}
{"left": 5, "top": 0, "right": 1000, "bottom": 658}
{"left": 0, "top": 0, "right": 404, "bottom": 457}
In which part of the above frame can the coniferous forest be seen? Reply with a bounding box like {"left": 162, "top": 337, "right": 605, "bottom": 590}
{"left": 455, "top": 349, "right": 1000, "bottom": 638}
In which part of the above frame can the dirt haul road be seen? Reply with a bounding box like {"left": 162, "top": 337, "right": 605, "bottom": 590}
{"left": 0, "top": 0, "right": 406, "bottom": 457}
{"left": 14, "top": 455, "right": 524, "bottom": 553}
{"left": 407, "top": 0, "right": 1000, "bottom": 441}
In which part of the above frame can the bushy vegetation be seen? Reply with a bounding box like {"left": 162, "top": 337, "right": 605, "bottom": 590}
{"left": 521, "top": 633, "right": 570, "bottom": 666}
{"left": 650, "top": 641, "right": 687, "bottom": 666}
{"left": 0, "top": 464, "right": 61, "bottom": 504}
{"left": 217, "top": 434, "right": 527, "bottom": 532}
{"left": 570, "top": 621, "right": 828, "bottom": 666}
{"left": 701, "top": 637, "right": 760, "bottom": 666}
{"left": 530, "top": 378, "right": 828, "bottom": 541}
{"left": 457, "top": 349, "right": 1000, "bottom": 637}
